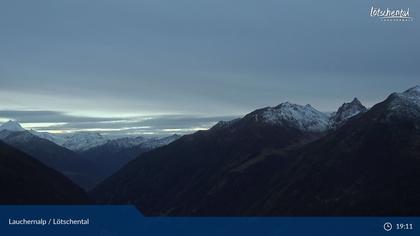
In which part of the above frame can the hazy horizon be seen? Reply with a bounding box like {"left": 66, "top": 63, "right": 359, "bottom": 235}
{"left": 1, "top": 86, "right": 419, "bottom": 136}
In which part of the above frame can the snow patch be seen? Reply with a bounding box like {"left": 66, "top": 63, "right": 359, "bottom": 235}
{"left": 60, "top": 132, "right": 109, "bottom": 151}
{"left": 386, "top": 85, "right": 420, "bottom": 119}
{"left": 258, "top": 102, "right": 330, "bottom": 132}
{"left": 0, "top": 120, "right": 25, "bottom": 132}
{"left": 330, "top": 98, "right": 367, "bottom": 127}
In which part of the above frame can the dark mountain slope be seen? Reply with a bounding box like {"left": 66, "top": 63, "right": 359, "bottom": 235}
{"left": 81, "top": 142, "right": 144, "bottom": 182}
{"left": 244, "top": 87, "right": 420, "bottom": 215}
{"left": 81, "top": 135, "right": 180, "bottom": 183}
{"left": 0, "top": 130, "right": 102, "bottom": 189}
{"left": 92, "top": 86, "right": 420, "bottom": 216}
{"left": 91, "top": 103, "right": 329, "bottom": 215}
{"left": 0, "top": 141, "right": 90, "bottom": 204}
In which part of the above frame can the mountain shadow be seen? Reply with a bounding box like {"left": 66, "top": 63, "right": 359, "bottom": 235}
{"left": 0, "top": 141, "right": 90, "bottom": 204}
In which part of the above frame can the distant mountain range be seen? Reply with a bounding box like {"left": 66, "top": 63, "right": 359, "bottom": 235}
{"left": 0, "top": 121, "right": 112, "bottom": 152}
{"left": 0, "top": 121, "right": 180, "bottom": 189}
{"left": 0, "top": 128, "right": 99, "bottom": 189}
{"left": 30, "top": 130, "right": 126, "bottom": 152}
{"left": 91, "top": 86, "right": 420, "bottom": 216}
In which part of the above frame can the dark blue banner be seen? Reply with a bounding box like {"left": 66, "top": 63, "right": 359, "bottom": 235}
{"left": 0, "top": 206, "right": 418, "bottom": 236}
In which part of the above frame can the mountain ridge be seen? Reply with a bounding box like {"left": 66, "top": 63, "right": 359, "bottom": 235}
{"left": 329, "top": 98, "right": 367, "bottom": 128}
{"left": 0, "top": 140, "right": 90, "bottom": 204}
{"left": 0, "top": 129, "right": 100, "bottom": 189}
{"left": 91, "top": 85, "right": 420, "bottom": 216}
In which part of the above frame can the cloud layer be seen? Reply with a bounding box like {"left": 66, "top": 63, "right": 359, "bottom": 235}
{"left": 0, "top": 110, "right": 236, "bottom": 135}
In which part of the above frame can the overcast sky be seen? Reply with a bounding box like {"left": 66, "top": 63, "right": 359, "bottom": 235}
{"left": 0, "top": 0, "right": 419, "bottom": 135}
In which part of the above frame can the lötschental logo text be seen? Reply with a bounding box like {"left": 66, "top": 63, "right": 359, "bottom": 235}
{"left": 370, "top": 6, "right": 414, "bottom": 22}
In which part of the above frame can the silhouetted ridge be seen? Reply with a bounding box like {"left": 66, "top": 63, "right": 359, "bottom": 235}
{"left": 0, "top": 141, "right": 90, "bottom": 204}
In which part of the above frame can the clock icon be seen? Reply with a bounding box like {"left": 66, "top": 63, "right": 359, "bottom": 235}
{"left": 384, "top": 222, "right": 393, "bottom": 232}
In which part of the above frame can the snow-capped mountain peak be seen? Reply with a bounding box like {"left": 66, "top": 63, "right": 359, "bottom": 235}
{"left": 330, "top": 98, "right": 367, "bottom": 127}
{"left": 405, "top": 85, "right": 420, "bottom": 93}
{"left": 0, "top": 120, "right": 26, "bottom": 132}
{"left": 386, "top": 85, "right": 420, "bottom": 119}
{"left": 95, "top": 134, "right": 181, "bottom": 150}
{"left": 400, "top": 85, "right": 420, "bottom": 101}
{"left": 61, "top": 132, "right": 108, "bottom": 152}
{"left": 254, "top": 102, "right": 330, "bottom": 132}
{"left": 393, "top": 85, "right": 420, "bottom": 102}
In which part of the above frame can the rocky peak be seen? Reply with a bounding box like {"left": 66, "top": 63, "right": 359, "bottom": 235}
{"left": 331, "top": 98, "right": 367, "bottom": 127}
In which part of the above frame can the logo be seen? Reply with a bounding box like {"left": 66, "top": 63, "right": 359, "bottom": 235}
{"left": 370, "top": 6, "right": 414, "bottom": 22}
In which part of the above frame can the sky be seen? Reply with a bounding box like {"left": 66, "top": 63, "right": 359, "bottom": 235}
{"left": 0, "top": 0, "right": 419, "bottom": 135}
